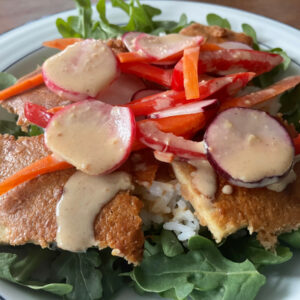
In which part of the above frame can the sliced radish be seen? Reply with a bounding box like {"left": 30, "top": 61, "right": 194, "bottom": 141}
{"left": 218, "top": 42, "right": 253, "bottom": 50}
{"left": 204, "top": 107, "right": 294, "bottom": 188}
{"left": 122, "top": 32, "right": 142, "bottom": 52}
{"left": 45, "top": 100, "right": 135, "bottom": 175}
{"left": 135, "top": 33, "right": 204, "bottom": 60}
{"left": 43, "top": 39, "right": 119, "bottom": 101}
{"left": 137, "top": 121, "right": 206, "bottom": 160}
{"left": 131, "top": 89, "right": 162, "bottom": 101}
{"left": 97, "top": 73, "right": 146, "bottom": 105}
{"left": 149, "top": 99, "right": 219, "bottom": 119}
{"left": 154, "top": 151, "right": 175, "bottom": 163}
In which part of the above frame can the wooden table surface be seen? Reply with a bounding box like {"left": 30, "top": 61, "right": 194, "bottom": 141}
{"left": 0, "top": 0, "right": 299, "bottom": 35}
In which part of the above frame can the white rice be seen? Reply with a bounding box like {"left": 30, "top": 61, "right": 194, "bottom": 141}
{"left": 136, "top": 180, "right": 200, "bottom": 242}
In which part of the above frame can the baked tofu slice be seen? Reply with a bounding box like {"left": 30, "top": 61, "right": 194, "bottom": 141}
{"left": 172, "top": 161, "right": 300, "bottom": 248}
{"left": 0, "top": 134, "right": 144, "bottom": 264}
{"left": 180, "top": 23, "right": 253, "bottom": 46}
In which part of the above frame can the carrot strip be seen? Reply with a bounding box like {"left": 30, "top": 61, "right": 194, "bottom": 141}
{"left": 43, "top": 38, "right": 83, "bottom": 50}
{"left": 47, "top": 106, "right": 65, "bottom": 114}
{"left": 117, "top": 52, "right": 150, "bottom": 63}
{"left": 220, "top": 75, "right": 300, "bottom": 111}
{"left": 201, "top": 43, "right": 222, "bottom": 51}
{"left": 183, "top": 46, "right": 200, "bottom": 100}
{"left": 0, "top": 73, "right": 44, "bottom": 101}
{"left": 0, "top": 155, "right": 73, "bottom": 196}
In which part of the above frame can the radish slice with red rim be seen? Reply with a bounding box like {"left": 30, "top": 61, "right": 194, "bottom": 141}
{"left": 149, "top": 99, "right": 219, "bottom": 119}
{"left": 204, "top": 107, "right": 295, "bottom": 188}
{"left": 45, "top": 100, "right": 135, "bottom": 175}
{"left": 122, "top": 32, "right": 142, "bottom": 52}
{"left": 131, "top": 89, "right": 162, "bottom": 101}
{"left": 97, "top": 73, "right": 146, "bottom": 105}
{"left": 43, "top": 39, "right": 119, "bottom": 101}
{"left": 137, "top": 120, "right": 206, "bottom": 160}
{"left": 135, "top": 33, "right": 204, "bottom": 60}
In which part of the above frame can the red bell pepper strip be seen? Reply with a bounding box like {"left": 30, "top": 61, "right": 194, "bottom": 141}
{"left": 132, "top": 112, "right": 208, "bottom": 151}
{"left": 198, "top": 49, "right": 283, "bottom": 76}
{"left": 126, "top": 73, "right": 251, "bottom": 116}
{"left": 211, "top": 72, "right": 255, "bottom": 101}
{"left": 24, "top": 103, "right": 54, "bottom": 128}
{"left": 220, "top": 75, "right": 300, "bottom": 111}
{"left": 183, "top": 46, "right": 200, "bottom": 100}
{"left": 120, "top": 63, "right": 173, "bottom": 88}
{"left": 172, "top": 58, "right": 184, "bottom": 91}
{"left": 293, "top": 134, "right": 300, "bottom": 155}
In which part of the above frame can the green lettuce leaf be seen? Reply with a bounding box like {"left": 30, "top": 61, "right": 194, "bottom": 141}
{"left": 130, "top": 235, "right": 265, "bottom": 300}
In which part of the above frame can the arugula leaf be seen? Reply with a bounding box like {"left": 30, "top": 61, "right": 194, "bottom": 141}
{"left": 28, "top": 125, "right": 44, "bottom": 136}
{"left": 0, "top": 246, "right": 71, "bottom": 296}
{"left": 0, "top": 120, "right": 26, "bottom": 138}
{"left": 0, "top": 72, "right": 17, "bottom": 90}
{"left": 279, "top": 229, "right": 300, "bottom": 248}
{"left": 51, "top": 249, "right": 103, "bottom": 300}
{"left": 279, "top": 84, "right": 300, "bottom": 131}
{"left": 57, "top": 0, "right": 190, "bottom": 39}
{"left": 242, "top": 23, "right": 259, "bottom": 50}
{"left": 206, "top": 13, "right": 231, "bottom": 29}
{"left": 221, "top": 236, "right": 292, "bottom": 268}
{"left": 130, "top": 235, "right": 265, "bottom": 300}
{"left": 161, "top": 230, "right": 184, "bottom": 257}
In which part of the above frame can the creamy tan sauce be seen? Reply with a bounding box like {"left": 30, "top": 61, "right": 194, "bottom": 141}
{"left": 43, "top": 39, "right": 117, "bottom": 98}
{"left": 222, "top": 184, "right": 233, "bottom": 195}
{"left": 267, "top": 170, "right": 296, "bottom": 192}
{"left": 56, "top": 171, "right": 132, "bottom": 252}
{"left": 46, "top": 101, "right": 126, "bottom": 175}
{"left": 207, "top": 109, "right": 294, "bottom": 183}
{"left": 189, "top": 159, "right": 217, "bottom": 199}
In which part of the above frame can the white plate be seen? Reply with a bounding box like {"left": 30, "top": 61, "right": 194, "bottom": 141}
{"left": 0, "top": 1, "right": 300, "bottom": 299}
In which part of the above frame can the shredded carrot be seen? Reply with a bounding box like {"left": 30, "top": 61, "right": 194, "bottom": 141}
{"left": 43, "top": 38, "right": 83, "bottom": 50}
{"left": 183, "top": 46, "right": 200, "bottom": 100}
{"left": 118, "top": 50, "right": 183, "bottom": 64}
{"left": 201, "top": 43, "right": 222, "bottom": 51}
{"left": 117, "top": 52, "right": 150, "bottom": 63}
{"left": 47, "top": 106, "right": 65, "bottom": 114}
{"left": 220, "top": 76, "right": 300, "bottom": 111}
{"left": 0, "top": 73, "right": 44, "bottom": 101}
{"left": 0, "top": 155, "right": 73, "bottom": 196}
